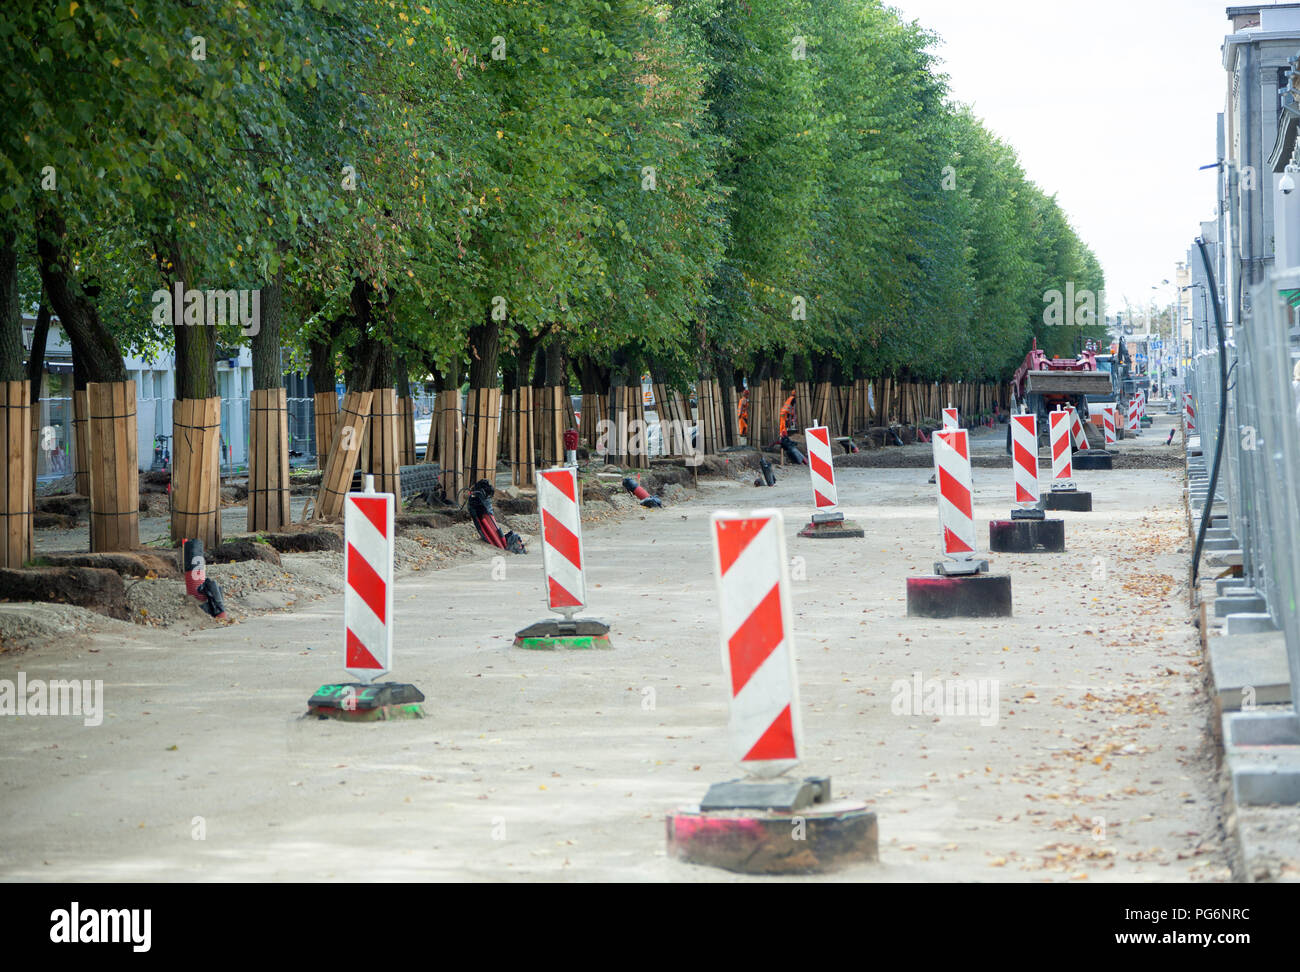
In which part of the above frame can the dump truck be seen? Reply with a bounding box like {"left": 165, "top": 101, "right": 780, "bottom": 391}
{"left": 1009, "top": 338, "right": 1112, "bottom": 447}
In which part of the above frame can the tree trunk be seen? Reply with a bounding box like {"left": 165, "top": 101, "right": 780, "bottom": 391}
{"left": 35, "top": 207, "right": 125, "bottom": 382}
{"left": 465, "top": 309, "right": 502, "bottom": 485}
{"left": 468, "top": 310, "right": 500, "bottom": 389}
{"left": 536, "top": 336, "right": 566, "bottom": 467}
{"left": 0, "top": 228, "right": 24, "bottom": 382}
{"left": 26, "top": 302, "right": 50, "bottom": 406}
{"left": 309, "top": 316, "right": 342, "bottom": 472}
{"left": 395, "top": 356, "right": 416, "bottom": 466}
{"left": 247, "top": 266, "right": 290, "bottom": 530}
{"left": 158, "top": 240, "right": 221, "bottom": 548}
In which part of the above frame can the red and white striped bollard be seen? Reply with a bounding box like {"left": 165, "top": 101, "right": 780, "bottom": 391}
{"left": 711, "top": 510, "right": 802, "bottom": 776}
{"left": 933, "top": 428, "right": 976, "bottom": 563}
{"left": 1011, "top": 413, "right": 1038, "bottom": 506}
{"left": 804, "top": 425, "right": 837, "bottom": 512}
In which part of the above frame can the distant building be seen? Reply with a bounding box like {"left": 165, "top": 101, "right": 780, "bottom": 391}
{"left": 22, "top": 317, "right": 322, "bottom": 480}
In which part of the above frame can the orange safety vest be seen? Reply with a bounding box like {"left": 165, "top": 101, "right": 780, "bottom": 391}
{"left": 737, "top": 390, "right": 749, "bottom": 435}
{"left": 779, "top": 394, "right": 796, "bottom": 436}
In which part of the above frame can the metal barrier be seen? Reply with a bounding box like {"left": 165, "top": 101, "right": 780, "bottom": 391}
{"left": 1188, "top": 265, "right": 1300, "bottom": 716}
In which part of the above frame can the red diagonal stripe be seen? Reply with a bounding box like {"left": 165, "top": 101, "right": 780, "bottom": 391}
{"left": 808, "top": 426, "right": 829, "bottom": 447}
{"left": 727, "top": 583, "right": 782, "bottom": 695}
{"left": 347, "top": 542, "right": 386, "bottom": 622}
{"left": 814, "top": 489, "right": 834, "bottom": 508}
{"left": 938, "top": 467, "right": 972, "bottom": 519}
{"left": 809, "top": 451, "right": 834, "bottom": 484}
{"left": 351, "top": 495, "right": 388, "bottom": 539}
{"left": 1016, "top": 483, "right": 1035, "bottom": 502}
{"left": 715, "top": 517, "right": 769, "bottom": 576}
{"left": 940, "top": 429, "right": 968, "bottom": 459}
{"left": 1013, "top": 440, "right": 1036, "bottom": 473}
{"left": 541, "top": 469, "right": 576, "bottom": 503}
{"left": 744, "top": 704, "right": 796, "bottom": 762}
{"left": 547, "top": 576, "right": 581, "bottom": 608}
{"left": 346, "top": 627, "right": 382, "bottom": 669}
{"left": 943, "top": 526, "right": 974, "bottom": 554}
{"left": 543, "top": 509, "right": 581, "bottom": 569}
{"left": 1012, "top": 415, "right": 1034, "bottom": 437}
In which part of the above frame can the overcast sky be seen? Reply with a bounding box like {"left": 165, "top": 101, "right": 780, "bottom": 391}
{"left": 886, "top": 0, "right": 1233, "bottom": 312}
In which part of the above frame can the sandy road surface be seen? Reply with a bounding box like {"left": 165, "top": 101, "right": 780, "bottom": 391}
{"left": 0, "top": 415, "right": 1227, "bottom": 881}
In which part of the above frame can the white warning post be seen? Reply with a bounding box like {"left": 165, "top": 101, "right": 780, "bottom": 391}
{"left": 710, "top": 510, "right": 804, "bottom": 778}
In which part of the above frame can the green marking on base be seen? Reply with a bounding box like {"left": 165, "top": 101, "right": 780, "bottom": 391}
{"left": 306, "top": 702, "right": 426, "bottom": 722}
{"left": 513, "top": 634, "right": 612, "bottom": 650}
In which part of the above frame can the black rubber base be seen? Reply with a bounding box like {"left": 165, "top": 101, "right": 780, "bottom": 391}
{"left": 1072, "top": 451, "right": 1113, "bottom": 470}
{"left": 906, "top": 573, "right": 1012, "bottom": 618}
{"left": 799, "top": 519, "right": 864, "bottom": 539}
{"left": 989, "top": 518, "right": 1065, "bottom": 553}
{"left": 1042, "top": 490, "right": 1092, "bottom": 512}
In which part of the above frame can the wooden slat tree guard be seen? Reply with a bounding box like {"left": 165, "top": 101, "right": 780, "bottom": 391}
{"left": 435, "top": 388, "right": 463, "bottom": 501}
{"left": 0, "top": 381, "right": 33, "bottom": 567}
{"left": 314, "top": 390, "right": 338, "bottom": 472}
{"left": 811, "top": 381, "right": 830, "bottom": 428}
{"left": 464, "top": 387, "right": 501, "bottom": 487}
{"left": 696, "top": 380, "right": 720, "bottom": 455}
{"left": 579, "top": 391, "right": 603, "bottom": 450}
{"left": 509, "top": 386, "right": 535, "bottom": 487}
{"left": 362, "top": 388, "right": 402, "bottom": 498}
{"left": 536, "top": 385, "right": 566, "bottom": 469}
{"left": 170, "top": 396, "right": 220, "bottom": 549}
{"left": 757, "top": 378, "right": 779, "bottom": 445}
{"left": 617, "top": 384, "right": 640, "bottom": 466}
{"left": 247, "top": 387, "right": 291, "bottom": 532}
{"left": 719, "top": 381, "right": 739, "bottom": 447}
{"left": 314, "top": 389, "right": 372, "bottom": 520}
{"left": 652, "top": 383, "right": 683, "bottom": 456}
{"left": 398, "top": 396, "right": 417, "bottom": 466}
{"left": 83, "top": 381, "right": 139, "bottom": 552}
{"left": 72, "top": 388, "right": 90, "bottom": 495}
{"left": 745, "top": 383, "right": 762, "bottom": 448}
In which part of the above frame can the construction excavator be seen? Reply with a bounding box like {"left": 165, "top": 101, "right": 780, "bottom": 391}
{"left": 1009, "top": 338, "right": 1113, "bottom": 448}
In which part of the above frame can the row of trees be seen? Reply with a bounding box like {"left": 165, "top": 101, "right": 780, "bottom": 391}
{"left": 0, "top": 0, "right": 1105, "bottom": 558}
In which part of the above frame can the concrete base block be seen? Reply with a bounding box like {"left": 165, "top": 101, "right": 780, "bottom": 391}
{"left": 1216, "top": 577, "right": 1249, "bottom": 596}
{"left": 988, "top": 518, "right": 1065, "bottom": 553}
{"left": 666, "top": 802, "right": 878, "bottom": 874}
{"left": 1072, "top": 451, "right": 1113, "bottom": 470}
{"left": 1206, "top": 550, "right": 1244, "bottom": 569}
{"left": 798, "top": 518, "right": 864, "bottom": 539}
{"left": 514, "top": 617, "right": 612, "bottom": 650}
{"left": 1208, "top": 632, "right": 1292, "bottom": 710}
{"left": 906, "top": 573, "right": 1012, "bottom": 618}
{"left": 1227, "top": 709, "right": 1300, "bottom": 746}
{"left": 1041, "top": 490, "right": 1092, "bottom": 512}
{"left": 1224, "top": 711, "right": 1300, "bottom": 806}
{"left": 1224, "top": 613, "right": 1278, "bottom": 636}
{"left": 1214, "top": 593, "right": 1267, "bottom": 617}
{"left": 1204, "top": 537, "right": 1241, "bottom": 551}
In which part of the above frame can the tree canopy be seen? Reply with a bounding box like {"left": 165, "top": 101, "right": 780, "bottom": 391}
{"left": 2, "top": 0, "right": 1107, "bottom": 391}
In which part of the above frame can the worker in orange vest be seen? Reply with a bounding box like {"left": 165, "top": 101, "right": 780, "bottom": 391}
{"left": 737, "top": 388, "right": 750, "bottom": 436}
{"left": 779, "top": 391, "right": 797, "bottom": 437}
